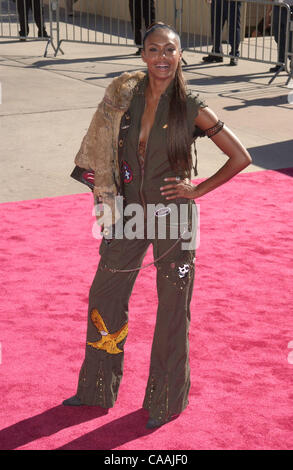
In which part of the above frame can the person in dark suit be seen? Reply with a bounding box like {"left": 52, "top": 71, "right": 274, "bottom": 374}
{"left": 269, "top": 1, "right": 293, "bottom": 73}
{"left": 14, "top": 0, "right": 49, "bottom": 39}
{"left": 202, "top": 0, "right": 241, "bottom": 66}
{"left": 129, "top": 0, "right": 156, "bottom": 55}
{"left": 66, "top": 0, "right": 78, "bottom": 16}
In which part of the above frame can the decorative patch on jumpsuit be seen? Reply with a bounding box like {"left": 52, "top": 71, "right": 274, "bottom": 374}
{"left": 87, "top": 309, "right": 128, "bottom": 354}
{"left": 156, "top": 253, "right": 195, "bottom": 291}
{"left": 120, "top": 160, "right": 133, "bottom": 183}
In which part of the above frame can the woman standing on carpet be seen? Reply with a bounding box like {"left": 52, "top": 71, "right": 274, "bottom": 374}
{"left": 63, "top": 23, "right": 252, "bottom": 429}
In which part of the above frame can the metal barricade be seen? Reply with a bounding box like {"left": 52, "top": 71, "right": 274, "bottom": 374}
{"left": 51, "top": 0, "right": 292, "bottom": 82}
{"left": 0, "top": 0, "right": 57, "bottom": 55}
{"left": 52, "top": 0, "right": 175, "bottom": 56}
{"left": 176, "top": 0, "right": 292, "bottom": 83}
{"left": 1, "top": 0, "right": 292, "bottom": 82}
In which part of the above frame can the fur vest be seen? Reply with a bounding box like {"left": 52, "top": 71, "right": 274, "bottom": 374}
{"left": 74, "top": 70, "right": 146, "bottom": 223}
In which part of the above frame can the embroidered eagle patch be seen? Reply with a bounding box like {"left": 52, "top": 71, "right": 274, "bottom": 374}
{"left": 87, "top": 309, "right": 128, "bottom": 354}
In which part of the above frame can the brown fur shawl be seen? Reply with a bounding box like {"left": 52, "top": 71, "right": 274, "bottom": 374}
{"left": 74, "top": 70, "right": 146, "bottom": 224}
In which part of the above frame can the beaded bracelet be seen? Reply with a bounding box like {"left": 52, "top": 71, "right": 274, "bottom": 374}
{"left": 205, "top": 120, "right": 224, "bottom": 138}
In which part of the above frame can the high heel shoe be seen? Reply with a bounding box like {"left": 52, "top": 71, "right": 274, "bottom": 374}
{"left": 146, "top": 411, "right": 181, "bottom": 429}
{"left": 146, "top": 417, "right": 165, "bottom": 429}
{"left": 62, "top": 395, "right": 83, "bottom": 406}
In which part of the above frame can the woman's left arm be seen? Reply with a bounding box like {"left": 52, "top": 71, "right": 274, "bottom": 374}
{"left": 161, "top": 107, "right": 252, "bottom": 200}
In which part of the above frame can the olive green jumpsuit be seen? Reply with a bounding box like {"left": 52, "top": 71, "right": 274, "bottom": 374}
{"left": 76, "top": 74, "right": 207, "bottom": 423}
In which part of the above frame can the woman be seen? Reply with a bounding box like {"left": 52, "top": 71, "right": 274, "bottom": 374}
{"left": 63, "top": 23, "right": 252, "bottom": 429}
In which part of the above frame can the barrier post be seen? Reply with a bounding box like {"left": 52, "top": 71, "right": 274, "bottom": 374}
{"left": 268, "top": 1, "right": 292, "bottom": 84}
{"left": 49, "top": 0, "right": 64, "bottom": 56}
{"left": 285, "top": 8, "right": 293, "bottom": 85}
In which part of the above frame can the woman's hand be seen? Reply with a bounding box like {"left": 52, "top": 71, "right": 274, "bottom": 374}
{"left": 160, "top": 177, "right": 200, "bottom": 200}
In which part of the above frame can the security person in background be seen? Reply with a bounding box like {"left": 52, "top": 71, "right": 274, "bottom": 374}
{"left": 269, "top": 0, "right": 293, "bottom": 73}
{"left": 202, "top": 0, "right": 241, "bottom": 66}
{"left": 14, "top": 0, "right": 49, "bottom": 40}
{"left": 129, "top": 0, "right": 156, "bottom": 55}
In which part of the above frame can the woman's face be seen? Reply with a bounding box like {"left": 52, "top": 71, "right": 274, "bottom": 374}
{"left": 141, "top": 28, "right": 182, "bottom": 81}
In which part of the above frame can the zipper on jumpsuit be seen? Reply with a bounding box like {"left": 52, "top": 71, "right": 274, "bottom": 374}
{"left": 139, "top": 158, "right": 147, "bottom": 221}
{"left": 137, "top": 95, "right": 161, "bottom": 222}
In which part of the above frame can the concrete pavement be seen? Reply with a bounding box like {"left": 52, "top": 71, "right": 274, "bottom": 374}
{"left": 0, "top": 37, "right": 292, "bottom": 203}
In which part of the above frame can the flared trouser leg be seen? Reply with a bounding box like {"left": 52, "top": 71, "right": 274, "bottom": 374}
{"left": 76, "top": 235, "right": 150, "bottom": 407}
{"left": 142, "top": 233, "right": 196, "bottom": 422}
{"left": 76, "top": 210, "right": 196, "bottom": 417}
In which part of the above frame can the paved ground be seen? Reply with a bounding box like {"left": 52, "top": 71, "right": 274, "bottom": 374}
{"left": 0, "top": 33, "right": 292, "bottom": 203}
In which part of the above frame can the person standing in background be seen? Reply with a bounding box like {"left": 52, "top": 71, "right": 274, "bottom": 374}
{"left": 66, "top": 0, "right": 78, "bottom": 17}
{"left": 129, "top": 0, "right": 156, "bottom": 55}
{"left": 14, "top": 0, "right": 49, "bottom": 40}
{"left": 202, "top": 0, "right": 241, "bottom": 66}
{"left": 269, "top": 0, "right": 293, "bottom": 73}
{"left": 251, "top": 3, "right": 272, "bottom": 38}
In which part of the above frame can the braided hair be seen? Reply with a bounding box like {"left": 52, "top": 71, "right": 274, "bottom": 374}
{"left": 143, "top": 23, "right": 192, "bottom": 176}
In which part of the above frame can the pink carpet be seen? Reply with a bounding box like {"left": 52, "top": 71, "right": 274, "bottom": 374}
{"left": 1, "top": 168, "right": 293, "bottom": 450}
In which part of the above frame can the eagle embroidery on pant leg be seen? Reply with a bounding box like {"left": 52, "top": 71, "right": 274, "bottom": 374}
{"left": 87, "top": 309, "right": 128, "bottom": 354}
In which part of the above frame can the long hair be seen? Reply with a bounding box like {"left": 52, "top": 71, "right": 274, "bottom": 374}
{"left": 143, "top": 23, "right": 191, "bottom": 175}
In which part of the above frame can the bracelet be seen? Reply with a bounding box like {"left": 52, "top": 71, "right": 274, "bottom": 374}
{"left": 205, "top": 120, "right": 224, "bottom": 138}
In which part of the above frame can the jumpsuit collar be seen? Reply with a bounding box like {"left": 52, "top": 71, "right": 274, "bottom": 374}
{"left": 135, "top": 71, "right": 175, "bottom": 98}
